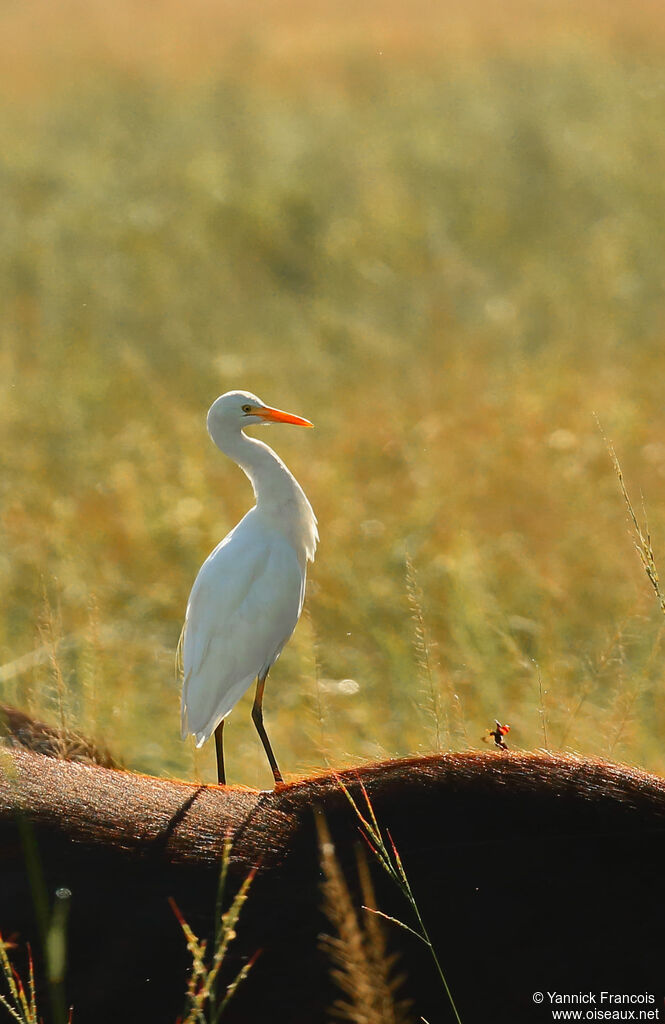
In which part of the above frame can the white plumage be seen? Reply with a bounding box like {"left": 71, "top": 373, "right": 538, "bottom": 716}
{"left": 179, "top": 389, "right": 317, "bottom": 785}
{"left": 181, "top": 522, "right": 305, "bottom": 744}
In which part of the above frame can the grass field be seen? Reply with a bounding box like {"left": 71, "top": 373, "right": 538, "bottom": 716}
{"left": 3, "top": 0, "right": 665, "bottom": 787}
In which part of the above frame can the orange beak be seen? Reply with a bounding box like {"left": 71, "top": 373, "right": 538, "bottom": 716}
{"left": 254, "top": 405, "right": 314, "bottom": 428}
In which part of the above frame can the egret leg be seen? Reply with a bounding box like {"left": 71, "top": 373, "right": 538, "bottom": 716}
{"left": 251, "top": 672, "right": 283, "bottom": 786}
{"left": 214, "top": 720, "right": 226, "bottom": 785}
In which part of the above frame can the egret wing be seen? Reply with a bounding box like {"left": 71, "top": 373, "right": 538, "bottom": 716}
{"left": 180, "top": 515, "right": 305, "bottom": 745}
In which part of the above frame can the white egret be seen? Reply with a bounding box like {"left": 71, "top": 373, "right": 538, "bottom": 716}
{"left": 179, "top": 390, "right": 317, "bottom": 786}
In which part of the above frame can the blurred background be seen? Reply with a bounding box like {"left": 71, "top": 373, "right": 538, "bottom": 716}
{"left": 3, "top": 0, "right": 665, "bottom": 786}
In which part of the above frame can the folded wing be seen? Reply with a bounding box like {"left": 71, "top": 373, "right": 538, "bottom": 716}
{"left": 180, "top": 513, "right": 305, "bottom": 746}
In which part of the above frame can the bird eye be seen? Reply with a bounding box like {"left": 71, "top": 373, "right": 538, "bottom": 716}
{"left": 241, "top": 404, "right": 252, "bottom": 414}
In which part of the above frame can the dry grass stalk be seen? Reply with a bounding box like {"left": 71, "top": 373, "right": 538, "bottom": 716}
{"left": 23, "top": 588, "right": 115, "bottom": 767}
{"left": 317, "top": 814, "right": 410, "bottom": 1024}
{"left": 607, "top": 622, "right": 665, "bottom": 757}
{"left": 301, "top": 608, "right": 329, "bottom": 766}
{"left": 38, "top": 586, "right": 68, "bottom": 746}
{"left": 355, "top": 848, "right": 411, "bottom": 1024}
{"left": 171, "top": 836, "right": 258, "bottom": 1023}
{"left": 599, "top": 421, "right": 665, "bottom": 615}
{"left": 337, "top": 778, "right": 462, "bottom": 1024}
{"left": 405, "top": 554, "right": 442, "bottom": 751}
{"left": 558, "top": 624, "right": 626, "bottom": 749}
{"left": 533, "top": 660, "right": 549, "bottom": 748}
{"left": 78, "top": 595, "right": 102, "bottom": 735}
{"left": 0, "top": 937, "right": 39, "bottom": 1024}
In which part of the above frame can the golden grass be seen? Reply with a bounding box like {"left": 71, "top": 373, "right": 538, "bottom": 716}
{"left": 4, "top": 0, "right": 665, "bottom": 100}
{"left": 2, "top": 2, "right": 665, "bottom": 785}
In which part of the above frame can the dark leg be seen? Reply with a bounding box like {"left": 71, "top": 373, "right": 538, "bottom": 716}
{"left": 214, "top": 720, "right": 226, "bottom": 785}
{"left": 251, "top": 672, "right": 283, "bottom": 786}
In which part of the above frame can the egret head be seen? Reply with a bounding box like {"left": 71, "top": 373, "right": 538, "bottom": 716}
{"left": 207, "top": 391, "right": 313, "bottom": 441}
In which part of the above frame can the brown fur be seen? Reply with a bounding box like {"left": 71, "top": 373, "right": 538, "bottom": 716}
{"left": 1, "top": 731, "right": 664, "bottom": 1022}
{"left": 0, "top": 704, "right": 118, "bottom": 768}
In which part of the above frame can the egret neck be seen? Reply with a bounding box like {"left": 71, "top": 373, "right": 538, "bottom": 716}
{"left": 207, "top": 416, "right": 318, "bottom": 567}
